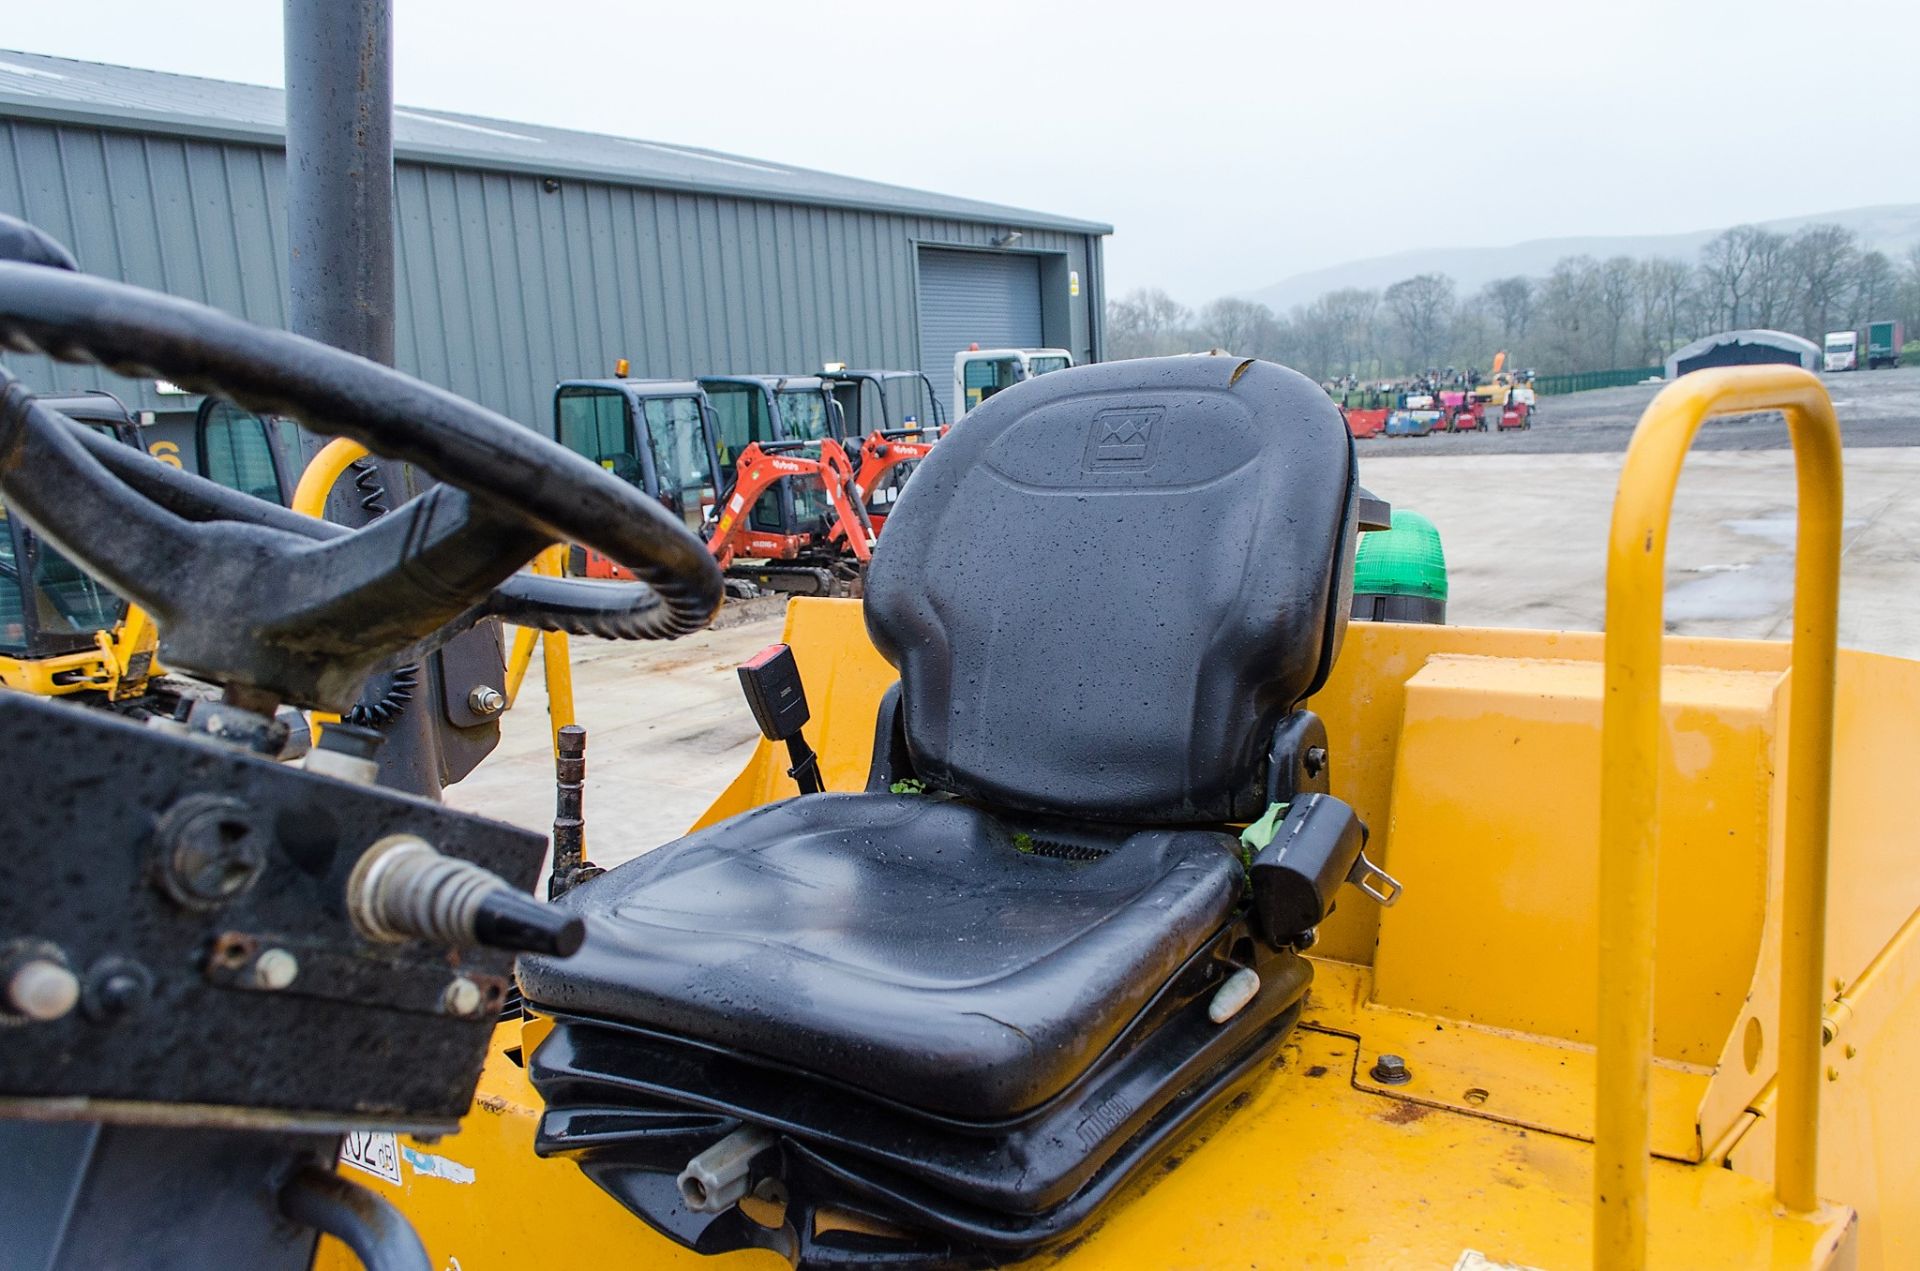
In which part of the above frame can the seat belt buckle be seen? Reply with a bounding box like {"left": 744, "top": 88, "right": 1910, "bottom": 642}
{"left": 1247, "top": 792, "right": 1401, "bottom": 950}
{"left": 738, "top": 644, "right": 823, "bottom": 795}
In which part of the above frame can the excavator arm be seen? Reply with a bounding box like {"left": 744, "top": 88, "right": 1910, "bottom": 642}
{"left": 850, "top": 428, "right": 935, "bottom": 518}
{"left": 583, "top": 439, "right": 874, "bottom": 582}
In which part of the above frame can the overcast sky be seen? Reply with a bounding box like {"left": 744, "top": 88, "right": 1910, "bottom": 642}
{"left": 9, "top": 0, "right": 1919, "bottom": 305}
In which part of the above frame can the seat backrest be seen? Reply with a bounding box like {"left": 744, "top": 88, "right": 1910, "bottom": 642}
{"left": 865, "top": 356, "right": 1356, "bottom": 824}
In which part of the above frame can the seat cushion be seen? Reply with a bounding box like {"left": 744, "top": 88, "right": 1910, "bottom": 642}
{"left": 518, "top": 793, "right": 1244, "bottom": 1119}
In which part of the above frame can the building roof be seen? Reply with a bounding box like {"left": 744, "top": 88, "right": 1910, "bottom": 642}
{"left": 0, "top": 50, "right": 1111, "bottom": 235}
{"left": 1664, "top": 329, "right": 1819, "bottom": 377}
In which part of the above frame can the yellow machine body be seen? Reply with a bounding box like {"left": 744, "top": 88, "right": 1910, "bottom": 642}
{"left": 0, "top": 602, "right": 161, "bottom": 702}
{"left": 322, "top": 369, "right": 1919, "bottom": 1269}
{"left": 321, "top": 602, "right": 1916, "bottom": 1270}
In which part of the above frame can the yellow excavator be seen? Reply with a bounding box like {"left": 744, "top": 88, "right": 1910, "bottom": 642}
{"left": 0, "top": 391, "right": 163, "bottom": 706}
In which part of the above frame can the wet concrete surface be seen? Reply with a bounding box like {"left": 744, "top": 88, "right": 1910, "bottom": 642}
{"left": 1357, "top": 365, "right": 1920, "bottom": 457}
{"left": 1356, "top": 448, "right": 1920, "bottom": 656}
{"left": 453, "top": 430, "right": 1920, "bottom": 860}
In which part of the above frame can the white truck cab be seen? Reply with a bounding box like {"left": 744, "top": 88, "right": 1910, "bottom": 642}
{"left": 1824, "top": 330, "right": 1859, "bottom": 372}
{"left": 952, "top": 347, "right": 1074, "bottom": 420}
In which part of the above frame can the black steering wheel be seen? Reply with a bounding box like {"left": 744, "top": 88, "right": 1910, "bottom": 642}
{"left": 0, "top": 254, "right": 724, "bottom": 712}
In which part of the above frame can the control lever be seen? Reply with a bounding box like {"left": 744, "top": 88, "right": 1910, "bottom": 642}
{"left": 348, "top": 834, "right": 585, "bottom": 958}
{"left": 738, "top": 643, "right": 823, "bottom": 795}
{"left": 548, "top": 723, "right": 603, "bottom": 900}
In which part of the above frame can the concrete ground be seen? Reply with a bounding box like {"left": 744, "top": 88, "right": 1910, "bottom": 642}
{"left": 1359, "top": 447, "right": 1920, "bottom": 656}
{"left": 452, "top": 437, "right": 1920, "bottom": 863}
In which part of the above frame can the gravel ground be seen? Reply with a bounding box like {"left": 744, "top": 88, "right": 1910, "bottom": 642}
{"left": 1355, "top": 364, "right": 1920, "bottom": 457}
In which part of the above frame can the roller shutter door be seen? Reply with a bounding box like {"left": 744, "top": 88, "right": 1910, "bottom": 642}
{"left": 917, "top": 248, "right": 1042, "bottom": 416}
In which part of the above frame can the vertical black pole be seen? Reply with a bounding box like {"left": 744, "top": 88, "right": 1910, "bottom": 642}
{"left": 284, "top": 0, "right": 395, "bottom": 382}
{"left": 283, "top": 0, "right": 447, "bottom": 798}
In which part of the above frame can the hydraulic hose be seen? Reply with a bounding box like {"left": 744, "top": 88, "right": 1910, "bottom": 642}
{"left": 278, "top": 1166, "right": 430, "bottom": 1271}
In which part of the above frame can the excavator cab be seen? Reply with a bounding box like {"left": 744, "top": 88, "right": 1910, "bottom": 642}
{"left": 699, "top": 374, "right": 844, "bottom": 539}
{"left": 951, "top": 346, "right": 1074, "bottom": 420}
{"left": 821, "top": 367, "right": 944, "bottom": 438}
{"left": 820, "top": 367, "right": 946, "bottom": 523}
{"left": 552, "top": 378, "right": 723, "bottom": 533}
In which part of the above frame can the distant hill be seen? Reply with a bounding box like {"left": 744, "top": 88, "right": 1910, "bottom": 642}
{"left": 1243, "top": 203, "right": 1920, "bottom": 312}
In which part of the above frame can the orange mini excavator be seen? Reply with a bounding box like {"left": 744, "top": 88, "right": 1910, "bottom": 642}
{"left": 822, "top": 366, "right": 947, "bottom": 530}
{"left": 553, "top": 376, "right": 873, "bottom": 597}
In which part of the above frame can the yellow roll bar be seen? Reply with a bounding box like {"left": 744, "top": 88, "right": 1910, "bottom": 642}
{"left": 503, "top": 544, "right": 578, "bottom": 752}
{"left": 292, "top": 441, "right": 577, "bottom": 750}
{"left": 290, "top": 439, "right": 372, "bottom": 727}
{"left": 1596, "top": 367, "right": 1842, "bottom": 1267}
{"left": 290, "top": 436, "right": 372, "bottom": 519}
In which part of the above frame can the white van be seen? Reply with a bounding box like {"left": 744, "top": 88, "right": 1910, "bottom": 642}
{"left": 951, "top": 348, "right": 1074, "bottom": 421}
{"left": 1824, "top": 330, "right": 1858, "bottom": 372}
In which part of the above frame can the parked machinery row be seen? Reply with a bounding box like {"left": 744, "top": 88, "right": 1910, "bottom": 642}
{"left": 553, "top": 347, "right": 1074, "bottom": 596}
{"left": 1332, "top": 359, "right": 1537, "bottom": 439}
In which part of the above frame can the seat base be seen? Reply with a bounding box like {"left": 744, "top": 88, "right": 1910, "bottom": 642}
{"left": 519, "top": 793, "right": 1255, "bottom": 1119}
{"left": 530, "top": 926, "right": 1309, "bottom": 1268}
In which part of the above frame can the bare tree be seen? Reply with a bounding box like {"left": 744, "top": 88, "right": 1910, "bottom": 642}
{"left": 1290, "top": 299, "right": 1340, "bottom": 380}
{"left": 1197, "top": 297, "right": 1276, "bottom": 356}
{"left": 1383, "top": 273, "right": 1456, "bottom": 370}
{"left": 1596, "top": 256, "right": 1638, "bottom": 367}
{"left": 1536, "top": 256, "right": 1601, "bottom": 369}
{"left": 1633, "top": 258, "right": 1693, "bottom": 363}
{"left": 1902, "top": 243, "right": 1920, "bottom": 339}
{"left": 1785, "top": 224, "right": 1859, "bottom": 340}
{"left": 1851, "top": 251, "right": 1897, "bottom": 326}
{"left": 1482, "top": 276, "right": 1534, "bottom": 343}
{"left": 1110, "top": 214, "right": 1904, "bottom": 381}
{"left": 1699, "top": 225, "right": 1764, "bottom": 329}
{"left": 1746, "top": 230, "right": 1791, "bottom": 329}
{"left": 1105, "top": 288, "right": 1193, "bottom": 359}
{"left": 1320, "top": 288, "right": 1380, "bottom": 376}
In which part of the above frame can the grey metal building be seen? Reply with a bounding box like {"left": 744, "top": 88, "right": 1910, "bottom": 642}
{"left": 0, "top": 50, "right": 1109, "bottom": 429}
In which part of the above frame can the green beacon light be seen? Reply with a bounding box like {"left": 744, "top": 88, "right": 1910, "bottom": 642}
{"left": 1352, "top": 508, "right": 1448, "bottom": 624}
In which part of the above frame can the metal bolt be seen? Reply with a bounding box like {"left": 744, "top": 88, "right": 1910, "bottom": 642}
{"left": 1370, "top": 1053, "right": 1412, "bottom": 1085}
{"left": 8, "top": 959, "right": 80, "bottom": 1021}
{"left": 154, "top": 795, "right": 267, "bottom": 910}
{"left": 95, "top": 972, "right": 145, "bottom": 1015}
{"left": 442, "top": 976, "right": 484, "bottom": 1018}
{"left": 251, "top": 948, "right": 299, "bottom": 991}
{"left": 467, "top": 685, "right": 506, "bottom": 717}
{"left": 1304, "top": 746, "right": 1328, "bottom": 777}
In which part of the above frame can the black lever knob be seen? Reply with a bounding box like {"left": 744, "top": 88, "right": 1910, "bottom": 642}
{"left": 347, "top": 834, "right": 584, "bottom": 958}
{"left": 473, "top": 889, "right": 584, "bottom": 958}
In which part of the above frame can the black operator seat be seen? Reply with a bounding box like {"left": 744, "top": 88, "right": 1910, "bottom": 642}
{"left": 518, "top": 355, "right": 1358, "bottom": 1122}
